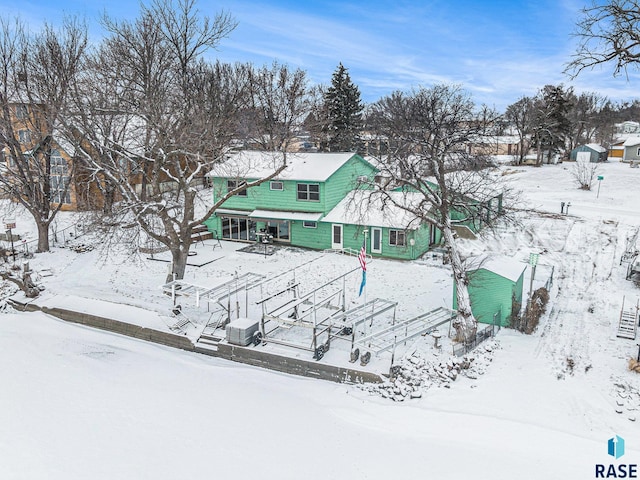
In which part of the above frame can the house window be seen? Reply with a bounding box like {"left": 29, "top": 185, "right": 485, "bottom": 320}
{"left": 297, "top": 183, "right": 319, "bottom": 201}
{"left": 637, "top": 147, "right": 640, "bottom": 157}
{"left": 389, "top": 229, "right": 406, "bottom": 247}
{"left": 266, "top": 220, "right": 290, "bottom": 241}
{"left": 18, "top": 130, "right": 31, "bottom": 144}
{"left": 227, "top": 179, "right": 247, "bottom": 196}
{"left": 270, "top": 181, "right": 284, "bottom": 191}
{"left": 357, "top": 175, "right": 368, "bottom": 183}
{"left": 221, "top": 216, "right": 256, "bottom": 241}
{"left": 15, "top": 104, "right": 28, "bottom": 120}
{"left": 50, "top": 150, "right": 71, "bottom": 204}
{"left": 302, "top": 221, "right": 317, "bottom": 228}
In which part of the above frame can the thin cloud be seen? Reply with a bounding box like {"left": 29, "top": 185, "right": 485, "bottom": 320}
{"left": 2, "top": 0, "right": 639, "bottom": 110}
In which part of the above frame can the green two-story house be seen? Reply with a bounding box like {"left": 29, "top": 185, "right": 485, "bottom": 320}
{"left": 205, "top": 151, "right": 439, "bottom": 260}
{"left": 204, "top": 151, "right": 373, "bottom": 246}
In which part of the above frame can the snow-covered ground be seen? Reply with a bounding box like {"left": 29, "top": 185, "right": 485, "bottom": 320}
{"left": 1, "top": 160, "right": 640, "bottom": 479}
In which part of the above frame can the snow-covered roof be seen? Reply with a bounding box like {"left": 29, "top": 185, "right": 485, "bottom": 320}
{"left": 322, "top": 190, "right": 430, "bottom": 229}
{"left": 584, "top": 143, "right": 606, "bottom": 153}
{"left": 207, "top": 151, "right": 367, "bottom": 182}
{"left": 466, "top": 255, "right": 526, "bottom": 282}
{"left": 623, "top": 136, "right": 640, "bottom": 147}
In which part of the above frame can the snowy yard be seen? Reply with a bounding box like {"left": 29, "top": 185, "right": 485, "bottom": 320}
{"left": 1, "top": 160, "right": 640, "bottom": 479}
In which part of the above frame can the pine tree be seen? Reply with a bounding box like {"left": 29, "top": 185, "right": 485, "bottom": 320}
{"left": 531, "top": 84, "right": 573, "bottom": 165}
{"left": 322, "top": 63, "right": 364, "bottom": 152}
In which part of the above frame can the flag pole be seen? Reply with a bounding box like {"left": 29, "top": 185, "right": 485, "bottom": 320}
{"left": 357, "top": 230, "right": 368, "bottom": 340}
{"left": 363, "top": 229, "right": 368, "bottom": 337}
{"left": 363, "top": 229, "right": 368, "bottom": 308}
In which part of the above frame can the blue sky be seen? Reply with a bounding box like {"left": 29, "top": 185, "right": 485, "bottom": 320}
{"left": 1, "top": 0, "right": 639, "bottom": 111}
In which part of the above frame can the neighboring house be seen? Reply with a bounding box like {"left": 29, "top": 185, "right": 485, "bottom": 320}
{"left": 1, "top": 102, "right": 102, "bottom": 211}
{"left": 467, "top": 135, "right": 523, "bottom": 157}
{"left": 615, "top": 121, "right": 640, "bottom": 135}
{"left": 3, "top": 103, "right": 199, "bottom": 211}
{"left": 608, "top": 139, "right": 626, "bottom": 160}
{"left": 453, "top": 255, "right": 526, "bottom": 327}
{"left": 204, "top": 151, "right": 378, "bottom": 248}
{"left": 570, "top": 144, "right": 608, "bottom": 163}
{"left": 623, "top": 137, "right": 640, "bottom": 163}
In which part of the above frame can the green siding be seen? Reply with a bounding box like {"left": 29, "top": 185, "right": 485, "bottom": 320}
{"left": 203, "top": 215, "right": 220, "bottom": 234}
{"left": 323, "top": 156, "right": 377, "bottom": 211}
{"left": 291, "top": 221, "right": 332, "bottom": 250}
{"left": 211, "top": 177, "right": 327, "bottom": 213}
{"left": 570, "top": 145, "right": 607, "bottom": 163}
{"left": 453, "top": 268, "right": 524, "bottom": 327}
{"left": 205, "top": 154, "right": 441, "bottom": 260}
{"left": 210, "top": 154, "right": 377, "bottom": 215}
{"left": 318, "top": 223, "right": 432, "bottom": 260}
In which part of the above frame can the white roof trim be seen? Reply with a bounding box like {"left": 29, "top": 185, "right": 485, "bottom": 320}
{"left": 214, "top": 209, "right": 252, "bottom": 216}
{"left": 250, "top": 209, "right": 323, "bottom": 222}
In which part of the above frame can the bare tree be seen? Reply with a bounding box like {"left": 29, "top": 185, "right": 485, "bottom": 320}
{"left": 0, "top": 16, "right": 87, "bottom": 252}
{"left": 246, "top": 61, "right": 310, "bottom": 152}
{"left": 566, "top": 91, "right": 609, "bottom": 151}
{"left": 65, "top": 2, "right": 309, "bottom": 283}
{"left": 62, "top": 1, "right": 235, "bottom": 282}
{"left": 366, "top": 84, "right": 502, "bottom": 343}
{"left": 566, "top": 0, "right": 640, "bottom": 78}
{"left": 504, "top": 96, "right": 534, "bottom": 165}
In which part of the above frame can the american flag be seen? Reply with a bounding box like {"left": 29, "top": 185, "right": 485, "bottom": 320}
{"left": 358, "top": 239, "right": 367, "bottom": 272}
{"left": 358, "top": 239, "right": 366, "bottom": 296}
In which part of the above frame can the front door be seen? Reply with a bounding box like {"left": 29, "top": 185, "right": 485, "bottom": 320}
{"left": 371, "top": 227, "right": 382, "bottom": 254}
{"left": 331, "top": 224, "right": 343, "bottom": 249}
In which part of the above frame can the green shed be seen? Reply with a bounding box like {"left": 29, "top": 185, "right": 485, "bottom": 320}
{"left": 453, "top": 255, "right": 526, "bottom": 327}
{"left": 570, "top": 144, "right": 608, "bottom": 163}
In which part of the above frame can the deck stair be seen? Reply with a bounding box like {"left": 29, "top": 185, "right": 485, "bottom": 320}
{"left": 191, "top": 225, "right": 213, "bottom": 244}
{"left": 195, "top": 310, "right": 228, "bottom": 351}
{"left": 617, "top": 297, "right": 638, "bottom": 340}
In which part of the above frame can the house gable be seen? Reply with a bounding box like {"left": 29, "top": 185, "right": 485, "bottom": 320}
{"left": 209, "top": 151, "right": 377, "bottom": 214}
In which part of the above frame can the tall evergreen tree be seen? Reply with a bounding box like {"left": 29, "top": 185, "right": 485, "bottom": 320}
{"left": 322, "top": 63, "right": 363, "bottom": 152}
{"left": 531, "top": 84, "right": 573, "bottom": 165}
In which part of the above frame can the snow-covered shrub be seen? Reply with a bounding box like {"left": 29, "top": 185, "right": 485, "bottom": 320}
{"left": 571, "top": 160, "right": 598, "bottom": 190}
{"left": 519, "top": 287, "right": 549, "bottom": 334}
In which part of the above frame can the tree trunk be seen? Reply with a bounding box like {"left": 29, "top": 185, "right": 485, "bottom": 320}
{"left": 441, "top": 218, "right": 477, "bottom": 344}
{"left": 35, "top": 221, "right": 50, "bottom": 253}
{"left": 166, "top": 241, "right": 192, "bottom": 283}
